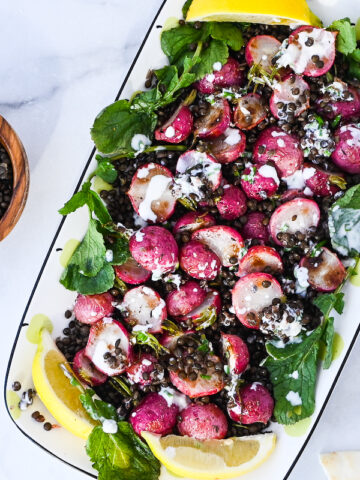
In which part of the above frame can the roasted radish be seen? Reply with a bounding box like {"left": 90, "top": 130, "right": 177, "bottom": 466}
{"left": 245, "top": 35, "right": 281, "bottom": 73}
{"left": 195, "top": 57, "right": 245, "bottom": 94}
{"left": 228, "top": 383, "right": 274, "bottom": 424}
{"left": 240, "top": 164, "right": 279, "bottom": 200}
{"left": 194, "top": 99, "right": 231, "bottom": 138}
{"left": 173, "top": 211, "right": 216, "bottom": 236}
{"left": 126, "top": 353, "right": 157, "bottom": 386}
{"left": 154, "top": 105, "right": 193, "bottom": 143}
{"left": 206, "top": 127, "right": 246, "bottom": 164}
{"left": 127, "top": 163, "right": 175, "bottom": 223}
{"left": 331, "top": 123, "right": 360, "bottom": 174}
{"left": 114, "top": 257, "right": 151, "bottom": 285}
{"left": 300, "top": 247, "right": 346, "bottom": 292}
{"left": 234, "top": 93, "right": 267, "bottom": 131}
{"left": 221, "top": 333, "right": 249, "bottom": 375}
{"left": 179, "top": 240, "right": 221, "bottom": 280}
{"left": 303, "top": 163, "right": 343, "bottom": 197}
{"left": 216, "top": 185, "right": 247, "bottom": 220}
{"left": 232, "top": 273, "right": 283, "bottom": 329}
{"left": 73, "top": 348, "right": 107, "bottom": 386}
{"left": 315, "top": 82, "right": 360, "bottom": 120}
{"left": 241, "top": 212, "right": 270, "bottom": 243}
{"left": 74, "top": 292, "right": 114, "bottom": 325}
{"left": 270, "top": 74, "right": 310, "bottom": 120}
{"left": 236, "top": 246, "right": 283, "bottom": 277}
{"left": 177, "top": 403, "right": 228, "bottom": 440}
{"left": 166, "top": 280, "right": 207, "bottom": 318}
{"left": 270, "top": 198, "right": 321, "bottom": 246}
{"left": 181, "top": 289, "right": 222, "bottom": 323}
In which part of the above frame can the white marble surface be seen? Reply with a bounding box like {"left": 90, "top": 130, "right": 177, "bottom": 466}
{"left": 1, "top": 1, "right": 360, "bottom": 479}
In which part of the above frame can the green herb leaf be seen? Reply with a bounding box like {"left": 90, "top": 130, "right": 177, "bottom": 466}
{"left": 313, "top": 292, "right": 345, "bottom": 316}
{"left": 80, "top": 389, "right": 118, "bottom": 422}
{"left": 208, "top": 23, "right": 244, "bottom": 51}
{"left": 197, "top": 334, "right": 211, "bottom": 353}
{"left": 60, "top": 262, "right": 115, "bottom": 295}
{"left": 192, "top": 39, "right": 228, "bottom": 80}
{"left": 95, "top": 157, "right": 118, "bottom": 184}
{"left": 182, "top": 0, "right": 192, "bottom": 17}
{"left": 86, "top": 423, "right": 160, "bottom": 480}
{"left": 194, "top": 306, "right": 217, "bottom": 330}
{"left": 106, "top": 236, "right": 130, "bottom": 266}
{"left": 161, "top": 24, "right": 202, "bottom": 64}
{"left": 322, "top": 317, "right": 335, "bottom": 369}
{"left": 265, "top": 328, "right": 323, "bottom": 424}
{"left": 328, "top": 184, "right": 360, "bottom": 256}
{"left": 91, "top": 99, "right": 156, "bottom": 156}
{"left": 59, "top": 181, "right": 92, "bottom": 215}
{"left": 133, "top": 331, "right": 169, "bottom": 355}
{"left": 328, "top": 18, "right": 357, "bottom": 55}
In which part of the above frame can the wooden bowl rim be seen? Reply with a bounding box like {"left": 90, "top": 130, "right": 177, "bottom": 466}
{"left": 0, "top": 115, "right": 29, "bottom": 241}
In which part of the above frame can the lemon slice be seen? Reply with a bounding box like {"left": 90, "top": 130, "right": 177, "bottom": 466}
{"left": 142, "top": 432, "right": 276, "bottom": 479}
{"left": 186, "top": 0, "right": 320, "bottom": 26}
{"left": 32, "top": 329, "right": 96, "bottom": 439}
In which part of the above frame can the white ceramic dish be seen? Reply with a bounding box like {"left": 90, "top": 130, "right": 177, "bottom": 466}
{"left": 4, "top": 0, "right": 360, "bottom": 479}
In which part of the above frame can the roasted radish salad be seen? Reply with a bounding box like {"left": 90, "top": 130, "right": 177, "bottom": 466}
{"left": 30, "top": 3, "right": 360, "bottom": 479}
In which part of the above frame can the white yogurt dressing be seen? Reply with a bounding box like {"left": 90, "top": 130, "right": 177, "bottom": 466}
{"left": 286, "top": 390, "right": 302, "bottom": 406}
{"left": 138, "top": 175, "right": 171, "bottom": 222}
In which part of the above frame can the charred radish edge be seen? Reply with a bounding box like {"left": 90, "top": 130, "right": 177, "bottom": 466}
{"left": 194, "top": 99, "right": 231, "bottom": 138}
{"left": 114, "top": 257, "right": 151, "bottom": 285}
{"left": 236, "top": 245, "right": 283, "bottom": 277}
{"left": 234, "top": 93, "right": 267, "bottom": 131}
{"left": 122, "top": 286, "right": 166, "bottom": 334}
{"left": 300, "top": 247, "right": 346, "bottom": 292}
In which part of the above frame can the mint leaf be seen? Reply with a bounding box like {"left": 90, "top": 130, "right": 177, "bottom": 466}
{"left": 70, "top": 219, "right": 106, "bottom": 277}
{"left": 192, "top": 39, "right": 228, "bottom": 80}
{"left": 106, "top": 236, "right": 130, "bottom": 266}
{"left": 313, "top": 292, "right": 345, "bottom": 316}
{"left": 59, "top": 181, "right": 92, "bottom": 215}
{"left": 328, "top": 18, "right": 357, "bottom": 55}
{"left": 349, "top": 55, "right": 360, "bottom": 80}
{"left": 209, "top": 23, "right": 244, "bottom": 51}
{"left": 95, "top": 157, "right": 118, "bottom": 184}
{"left": 265, "top": 328, "right": 323, "bottom": 424}
{"left": 322, "top": 317, "right": 335, "bottom": 369}
{"left": 86, "top": 423, "right": 160, "bottom": 480}
{"left": 328, "top": 184, "right": 360, "bottom": 256}
{"left": 161, "top": 24, "right": 202, "bottom": 64}
{"left": 80, "top": 389, "right": 118, "bottom": 422}
{"left": 91, "top": 100, "right": 156, "bottom": 156}
{"left": 60, "top": 262, "right": 115, "bottom": 295}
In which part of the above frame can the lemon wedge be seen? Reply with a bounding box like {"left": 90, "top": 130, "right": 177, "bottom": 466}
{"left": 32, "top": 329, "right": 96, "bottom": 439}
{"left": 186, "top": 0, "right": 320, "bottom": 26}
{"left": 142, "top": 432, "right": 276, "bottom": 479}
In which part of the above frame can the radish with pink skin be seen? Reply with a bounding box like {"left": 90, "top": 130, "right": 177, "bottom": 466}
{"left": 180, "top": 289, "right": 222, "bottom": 323}
{"left": 270, "top": 74, "right": 310, "bottom": 119}
{"left": 160, "top": 330, "right": 195, "bottom": 351}
{"left": 130, "top": 392, "right": 179, "bottom": 436}
{"left": 74, "top": 292, "right": 114, "bottom": 325}
{"left": 300, "top": 247, "right": 346, "bottom": 292}
{"left": 114, "top": 257, "right": 151, "bottom": 285}
{"left": 245, "top": 35, "right": 281, "bottom": 73}
{"left": 253, "top": 126, "right": 303, "bottom": 178}
{"left": 127, "top": 163, "right": 175, "bottom": 223}
{"left": 192, "top": 225, "right": 244, "bottom": 267}
{"left": 206, "top": 127, "right": 246, "bottom": 164}
{"left": 166, "top": 280, "right": 207, "bottom": 318}
{"left": 194, "top": 99, "right": 231, "bottom": 138}
{"left": 232, "top": 273, "right": 283, "bottom": 329}
{"left": 73, "top": 349, "right": 107, "bottom": 386}
{"left": 234, "top": 93, "right": 267, "bottom": 131}
{"left": 126, "top": 353, "right": 157, "bottom": 386}
{"left": 281, "top": 188, "right": 307, "bottom": 202}
{"left": 170, "top": 354, "right": 225, "bottom": 398}
{"left": 228, "top": 383, "right": 274, "bottom": 424}
{"left": 221, "top": 333, "right": 249, "bottom": 375}
{"left": 154, "top": 105, "right": 193, "bottom": 143}
{"left": 331, "top": 123, "right": 360, "bottom": 174}
{"left": 315, "top": 83, "right": 360, "bottom": 120}
{"left": 241, "top": 212, "right": 270, "bottom": 243}
{"left": 175, "top": 150, "right": 222, "bottom": 194}
{"left": 177, "top": 403, "right": 228, "bottom": 440}
{"left": 237, "top": 246, "right": 283, "bottom": 278}
{"left": 195, "top": 57, "right": 245, "bottom": 94}
{"left": 277, "top": 26, "right": 337, "bottom": 77}
{"left": 121, "top": 285, "right": 166, "bottom": 334}
{"left": 180, "top": 240, "right": 221, "bottom": 280}
{"left": 269, "top": 198, "right": 321, "bottom": 246}
{"left": 129, "top": 226, "right": 178, "bottom": 274}
{"left": 240, "top": 164, "right": 279, "bottom": 201}
{"left": 303, "top": 163, "right": 342, "bottom": 197}
{"left": 85, "top": 319, "right": 133, "bottom": 376}
{"left": 173, "top": 211, "right": 216, "bottom": 236}
{"left": 216, "top": 185, "right": 247, "bottom": 220}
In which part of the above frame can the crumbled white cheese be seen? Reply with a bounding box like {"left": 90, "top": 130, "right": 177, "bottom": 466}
{"left": 258, "top": 165, "right": 280, "bottom": 185}
{"left": 286, "top": 391, "right": 302, "bottom": 406}
{"left": 224, "top": 127, "right": 241, "bottom": 146}
{"left": 102, "top": 419, "right": 118, "bottom": 434}
{"left": 213, "top": 61, "right": 222, "bottom": 71}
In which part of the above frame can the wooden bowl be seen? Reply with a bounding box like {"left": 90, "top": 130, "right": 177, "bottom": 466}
{"left": 0, "top": 115, "right": 29, "bottom": 241}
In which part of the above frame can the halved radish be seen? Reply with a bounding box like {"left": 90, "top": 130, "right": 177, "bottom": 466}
{"left": 74, "top": 292, "right": 114, "bottom": 325}
{"left": 129, "top": 226, "right": 178, "bottom": 274}
{"left": 195, "top": 57, "right": 245, "bottom": 94}
{"left": 205, "top": 127, "right": 246, "bottom": 164}
{"left": 173, "top": 211, "right": 216, "bottom": 236}
{"left": 127, "top": 162, "right": 175, "bottom": 223}
{"left": 300, "top": 247, "right": 346, "bottom": 292}
{"left": 280, "top": 188, "right": 307, "bottom": 202}
{"left": 331, "top": 123, "right": 360, "bottom": 174}
{"left": 121, "top": 285, "right": 166, "bottom": 334}
{"left": 303, "top": 163, "right": 342, "bottom": 197}
{"left": 175, "top": 150, "right": 222, "bottom": 196}
{"left": 236, "top": 246, "right": 283, "bottom": 278}
{"left": 232, "top": 273, "right": 283, "bottom": 329}
{"left": 253, "top": 126, "right": 303, "bottom": 178}
{"left": 192, "top": 226, "right": 244, "bottom": 267}
{"left": 114, "top": 257, "right": 151, "bottom": 285}
{"left": 234, "top": 93, "right": 267, "bottom": 131}
{"left": 179, "top": 240, "right": 221, "bottom": 280}
{"left": 85, "top": 319, "right": 133, "bottom": 376}
{"left": 270, "top": 74, "right": 310, "bottom": 120}
{"left": 126, "top": 353, "right": 157, "bottom": 386}
{"left": 221, "top": 333, "right": 249, "bottom": 375}
{"left": 277, "top": 26, "right": 337, "bottom": 77}
{"left": 241, "top": 212, "right": 270, "bottom": 243}
{"left": 169, "top": 354, "right": 225, "bottom": 398}
{"left": 245, "top": 35, "right": 281, "bottom": 73}
{"left": 216, "top": 185, "right": 247, "bottom": 220}
{"left": 154, "top": 105, "right": 193, "bottom": 143}
{"left": 228, "top": 383, "right": 274, "bottom": 424}
{"left": 194, "top": 99, "right": 231, "bottom": 138}
{"left": 240, "top": 164, "right": 279, "bottom": 201}
{"left": 160, "top": 330, "right": 195, "bottom": 351}
{"left": 269, "top": 198, "right": 321, "bottom": 246}
{"left": 166, "top": 280, "right": 207, "bottom": 318}
{"left": 73, "top": 348, "right": 108, "bottom": 386}
{"left": 181, "top": 289, "right": 222, "bottom": 322}
{"left": 316, "top": 83, "right": 360, "bottom": 120}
